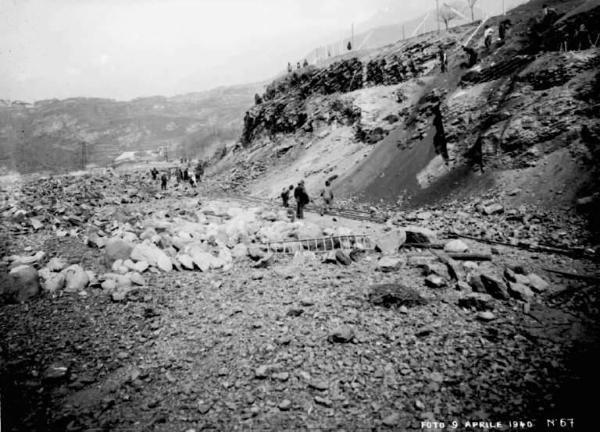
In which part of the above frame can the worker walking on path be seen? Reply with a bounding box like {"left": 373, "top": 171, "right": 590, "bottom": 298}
{"left": 294, "top": 180, "right": 310, "bottom": 220}
{"left": 320, "top": 181, "right": 334, "bottom": 216}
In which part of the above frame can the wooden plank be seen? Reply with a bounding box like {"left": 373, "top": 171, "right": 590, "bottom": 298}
{"left": 446, "top": 253, "right": 492, "bottom": 261}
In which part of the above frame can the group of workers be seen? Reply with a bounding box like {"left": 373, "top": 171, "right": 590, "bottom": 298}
{"left": 437, "top": 18, "right": 513, "bottom": 75}
{"left": 149, "top": 161, "right": 205, "bottom": 191}
{"left": 438, "top": 3, "right": 595, "bottom": 76}
{"left": 287, "top": 59, "right": 309, "bottom": 73}
{"left": 280, "top": 180, "right": 334, "bottom": 220}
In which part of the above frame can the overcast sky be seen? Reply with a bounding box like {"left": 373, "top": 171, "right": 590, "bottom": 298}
{"left": 0, "top": 0, "right": 513, "bottom": 102}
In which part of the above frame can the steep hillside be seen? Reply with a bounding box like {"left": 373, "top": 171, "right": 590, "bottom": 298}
{"left": 0, "top": 84, "right": 262, "bottom": 174}
{"left": 214, "top": 0, "right": 599, "bottom": 213}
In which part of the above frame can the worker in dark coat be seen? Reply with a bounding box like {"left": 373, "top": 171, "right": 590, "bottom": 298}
{"left": 293, "top": 180, "right": 310, "bottom": 219}
{"left": 461, "top": 45, "right": 478, "bottom": 68}
{"left": 160, "top": 173, "right": 168, "bottom": 190}
{"left": 499, "top": 19, "right": 512, "bottom": 42}
{"left": 575, "top": 23, "right": 592, "bottom": 50}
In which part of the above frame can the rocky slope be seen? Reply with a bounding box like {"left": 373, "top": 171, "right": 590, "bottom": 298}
{"left": 0, "top": 84, "right": 262, "bottom": 174}
{"left": 213, "top": 0, "right": 599, "bottom": 216}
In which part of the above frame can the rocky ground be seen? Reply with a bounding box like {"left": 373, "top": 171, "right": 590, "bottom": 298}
{"left": 1, "top": 171, "right": 599, "bottom": 431}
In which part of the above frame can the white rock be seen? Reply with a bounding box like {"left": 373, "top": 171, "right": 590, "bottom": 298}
{"left": 527, "top": 273, "right": 549, "bottom": 292}
{"left": 177, "top": 254, "right": 195, "bottom": 270}
{"left": 127, "top": 272, "right": 146, "bottom": 286}
{"left": 133, "top": 260, "right": 149, "bottom": 273}
{"left": 47, "top": 257, "right": 68, "bottom": 272}
{"left": 101, "top": 279, "right": 117, "bottom": 292}
{"left": 62, "top": 265, "right": 90, "bottom": 293}
{"left": 42, "top": 273, "right": 66, "bottom": 293}
{"left": 130, "top": 241, "right": 172, "bottom": 272}
{"left": 112, "top": 259, "right": 124, "bottom": 272}
{"left": 444, "top": 239, "right": 469, "bottom": 253}
{"left": 374, "top": 230, "right": 406, "bottom": 255}
{"left": 231, "top": 243, "right": 248, "bottom": 259}
{"left": 191, "top": 251, "right": 213, "bottom": 272}
{"left": 376, "top": 256, "right": 403, "bottom": 272}
{"left": 104, "top": 238, "right": 133, "bottom": 265}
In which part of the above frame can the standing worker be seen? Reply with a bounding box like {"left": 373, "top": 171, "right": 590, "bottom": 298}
{"left": 461, "top": 45, "right": 478, "bottom": 68}
{"left": 281, "top": 185, "right": 293, "bottom": 208}
{"left": 160, "top": 172, "right": 168, "bottom": 190}
{"left": 499, "top": 19, "right": 512, "bottom": 42}
{"left": 294, "top": 180, "right": 310, "bottom": 220}
{"left": 484, "top": 25, "right": 494, "bottom": 50}
{"left": 575, "top": 23, "right": 592, "bottom": 50}
{"left": 438, "top": 46, "right": 448, "bottom": 73}
{"left": 320, "top": 181, "right": 334, "bottom": 216}
{"left": 188, "top": 167, "right": 197, "bottom": 188}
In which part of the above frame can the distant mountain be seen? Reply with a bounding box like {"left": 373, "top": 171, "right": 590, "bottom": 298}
{"left": 306, "top": 0, "right": 528, "bottom": 60}
{"left": 0, "top": 83, "right": 263, "bottom": 174}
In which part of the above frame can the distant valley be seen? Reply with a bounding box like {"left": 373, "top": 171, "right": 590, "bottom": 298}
{"left": 0, "top": 83, "right": 262, "bottom": 174}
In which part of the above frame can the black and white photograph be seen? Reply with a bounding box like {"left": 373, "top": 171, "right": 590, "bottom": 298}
{"left": 0, "top": 0, "right": 599, "bottom": 430}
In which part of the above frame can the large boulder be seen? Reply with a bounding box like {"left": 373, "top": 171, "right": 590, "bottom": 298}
{"left": 404, "top": 226, "right": 437, "bottom": 244}
{"left": 257, "top": 221, "right": 294, "bottom": 243}
{"left": 479, "top": 273, "right": 509, "bottom": 300}
{"left": 374, "top": 230, "right": 406, "bottom": 255}
{"left": 190, "top": 250, "right": 215, "bottom": 272}
{"left": 526, "top": 273, "right": 549, "bottom": 293}
{"left": 63, "top": 265, "right": 90, "bottom": 292}
{"left": 248, "top": 245, "right": 267, "bottom": 261}
{"left": 130, "top": 241, "right": 172, "bottom": 272}
{"left": 444, "top": 240, "right": 469, "bottom": 253}
{"left": 46, "top": 257, "right": 68, "bottom": 272}
{"left": 508, "top": 282, "right": 534, "bottom": 301}
{"left": 176, "top": 254, "right": 195, "bottom": 270}
{"left": 41, "top": 272, "right": 66, "bottom": 293}
{"left": 482, "top": 203, "right": 504, "bottom": 215}
{"left": 368, "top": 283, "right": 427, "bottom": 308}
{"left": 457, "top": 292, "right": 494, "bottom": 311}
{"left": 6, "top": 265, "right": 40, "bottom": 302}
{"left": 104, "top": 238, "right": 134, "bottom": 266}
{"left": 376, "top": 256, "right": 403, "bottom": 272}
{"left": 231, "top": 243, "right": 248, "bottom": 259}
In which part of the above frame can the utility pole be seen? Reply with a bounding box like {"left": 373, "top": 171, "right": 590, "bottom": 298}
{"left": 436, "top": 0, "right": 440, "bottom": 33}
{"left": 402, "top": 23, "right": 406, "bottom": 40}
{"left": 80, "top": 141, "right": 86, "bottom": 170}
{"left": 502, "top": 0, "right": 506, "bottom": 14}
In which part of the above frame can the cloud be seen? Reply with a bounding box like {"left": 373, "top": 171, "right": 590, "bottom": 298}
{"left": 93, "top": 54, "right": 110, "bottom": 67}
{"left": 66, "top": 67, "right": 81, "bottom": 76}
